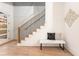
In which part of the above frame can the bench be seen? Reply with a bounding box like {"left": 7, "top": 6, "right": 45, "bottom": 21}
{"left": 40, "top": 40, "right": 65, "bottom": 50}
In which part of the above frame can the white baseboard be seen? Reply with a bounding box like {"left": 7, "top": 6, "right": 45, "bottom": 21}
{"left": 65, "top": 46, "right": 79, "bottom": 56}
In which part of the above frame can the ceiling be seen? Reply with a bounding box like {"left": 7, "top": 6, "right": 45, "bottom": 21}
{"left": 13, "top": 2, "right": 45, "bottom": 6}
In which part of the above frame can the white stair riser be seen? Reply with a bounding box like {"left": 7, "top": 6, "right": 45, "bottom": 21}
{"left": 18, "top": 24, "right": 46, "bottom": 46}
{"left": 33, "top": 32, "right": 36, "bottom": 34}
{"left": 29, "top": 34, "right": 32, "bottom": 38}
{"left": 36, "top": 29, "right": 40, "bottom": 32}
{"left": 40, "top": 26, "right": 44, "bottom": 29}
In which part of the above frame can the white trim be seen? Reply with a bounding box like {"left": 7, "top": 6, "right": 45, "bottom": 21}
{"left": 65, "top": 46, "right": 79, "bottom": 56}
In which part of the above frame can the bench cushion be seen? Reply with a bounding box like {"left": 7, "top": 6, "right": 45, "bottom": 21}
{"left": 40, "top": 40, "right": 65, "bottom": 44}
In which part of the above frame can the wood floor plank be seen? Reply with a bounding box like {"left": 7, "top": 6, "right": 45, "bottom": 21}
{"left": 0, "top": 40, "right": 72, "bottom": 56}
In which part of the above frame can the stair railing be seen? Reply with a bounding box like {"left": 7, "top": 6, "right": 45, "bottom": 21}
{"left": 18, "top": 10, "right": 45, "bottom": 43}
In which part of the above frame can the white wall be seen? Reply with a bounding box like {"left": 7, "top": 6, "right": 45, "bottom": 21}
{"left": 0, "top": 2, "right": 14, "bottom": 40}
{"left": 64, "top": 2, "right": 79, "bottom": 56}
{"left": 53, "top": 2, "right": 64, "bottom": 33}
{"left": 53, "top": 2, "right": 65, "bottom": 40}
{"left": 45, "top": 2, "right": 65, "bottom": 40}
{"left": 45, "top": 2, "right": 54, "bottom": 32}
{"left": 14, "top": 6, "right": 34, "bottom": 39}
{"left": 42, "top": 2, "right": 64, "bottom": 43}
{"left": 46, "top": 2, "right": 64, "bottom": 34}
{"left": 34, "top": 6, "right": 45, "bottom": 14}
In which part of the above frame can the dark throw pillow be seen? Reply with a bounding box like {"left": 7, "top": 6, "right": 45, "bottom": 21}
{"left": 47, "top": 33, "right": 55, "bottom": 40}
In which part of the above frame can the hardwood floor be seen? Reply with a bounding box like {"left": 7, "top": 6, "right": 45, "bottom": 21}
{"left": 0, "top": 40, "right": 72, "bottom": 56}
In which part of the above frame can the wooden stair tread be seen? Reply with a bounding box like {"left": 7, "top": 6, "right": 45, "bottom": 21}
{"left": 0, "top": 33, "right": 7, "bottom": 36}
{"left": 0, "top": 28, "right": 7, "bottom": 30}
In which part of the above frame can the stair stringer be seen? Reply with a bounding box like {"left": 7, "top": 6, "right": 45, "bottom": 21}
{"left": 17, "top": 24, "right": 47, "bottom": 46}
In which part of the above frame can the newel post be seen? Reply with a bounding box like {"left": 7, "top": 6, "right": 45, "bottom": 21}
{"left": 18, "top": 27, "right": 21, "bottom": 43}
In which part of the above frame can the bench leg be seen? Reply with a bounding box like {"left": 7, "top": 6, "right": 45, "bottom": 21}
{"left": 40, "top": 43, "right": 42, "bottom": 50}
{"left": 62, "top": 44, "right": 64, "bottom": 50}
{"left": 59, "top": 44, "right": 61, "bottom": 48}
{"left": 59, "top": 44, "right": 64, "bottom": 50}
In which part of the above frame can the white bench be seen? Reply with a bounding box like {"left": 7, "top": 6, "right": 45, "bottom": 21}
{"left": 40, "top": 40, "right": 65, "bottom": 50}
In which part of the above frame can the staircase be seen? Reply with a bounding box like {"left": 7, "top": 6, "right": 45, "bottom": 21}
{"left": 0, "top": 12, "right": 7, "bottom": 39}
{"left": 17, "top": 10, "right": 45, "bottom": 46}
